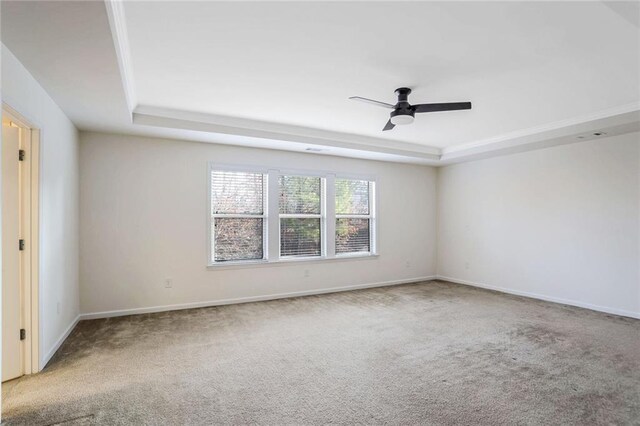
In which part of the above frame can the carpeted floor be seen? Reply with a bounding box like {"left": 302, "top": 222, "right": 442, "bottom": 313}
{"left": 2, "top": 280, "right": 639, "bottom": 425}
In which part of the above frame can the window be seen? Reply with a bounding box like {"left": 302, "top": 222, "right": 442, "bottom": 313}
{"left": 335, "top": 178, "right": 373, "bottom": 255}
{"left": 279, "top": 175, "right": 323, "bottom": 257}
{"left": 211, "top": 170, "right": 266, "bottom": 263}
{"left": 208, "top": 164, "right": 376, "bottom": 266}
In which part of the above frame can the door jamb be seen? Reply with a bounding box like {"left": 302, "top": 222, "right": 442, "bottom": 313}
{"left": 2, "top": 103, "right": 40, "bottom": 375}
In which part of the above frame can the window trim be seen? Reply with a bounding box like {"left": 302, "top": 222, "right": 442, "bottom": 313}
{"left": 208, "top": 164, "right": 269, "bottom": 266}
{"left": 335, "top": 178, "right": 376, "bottom": 257}
{"left": 208, "top": 162, "right": 378, "bottom": 268}
{"left": 278, "top": 173, "right": 326, "bottom": 259}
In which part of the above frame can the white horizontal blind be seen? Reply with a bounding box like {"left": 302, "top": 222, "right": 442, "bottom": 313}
{"left": 279, "top": 175, "right": 322, "bottom": 257}
{"left": 335, "top": 178, "right": 372, "bottom": 254}
{"left": 211, "top": 170, "right": 266, "bottom": 262}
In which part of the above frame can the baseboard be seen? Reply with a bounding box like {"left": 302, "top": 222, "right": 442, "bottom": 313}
{"left": 80, "top": 276, "right": 438, "bottom": 320}
{"left": 436, "top": 275, "right": 640, "bottom": 320}
{"left": 41, "top": 314, "right": 81, "bottom": 369}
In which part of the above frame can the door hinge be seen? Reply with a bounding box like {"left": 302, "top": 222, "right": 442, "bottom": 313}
{"left": 19, "top": 149, "right": 25, "bottom": 161}
{"left": 20, "top": 329, "right": 26, "bottom": 340}
{"left": 19, "top": 239, "right": 25, "bottom": 251}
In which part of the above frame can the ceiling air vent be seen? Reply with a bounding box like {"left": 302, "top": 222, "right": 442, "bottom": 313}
{"left": 576, "top": 131, "right": 607, "bottom": 140}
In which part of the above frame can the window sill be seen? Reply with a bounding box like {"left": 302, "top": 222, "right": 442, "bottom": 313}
{"left": 207, "top": 253, "right": 379, "bottom": 270}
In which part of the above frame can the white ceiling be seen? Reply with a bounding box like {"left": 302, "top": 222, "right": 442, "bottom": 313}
{"left": 1, "top": 1, "right": 639, "bottom": 164}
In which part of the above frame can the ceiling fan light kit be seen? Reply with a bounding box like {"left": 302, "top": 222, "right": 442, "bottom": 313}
{"left": 390, "top": 113, "right": 415, "bottom": 125}
{"left": 350, "top": 87, "right": 472, "bottom": 131}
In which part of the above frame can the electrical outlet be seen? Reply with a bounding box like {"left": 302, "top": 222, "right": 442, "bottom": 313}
{"left": 165, "top": 278, "right": 173, "bottom": 288}
{"left": 465, "top": 262, "right": 470, "bottom": 270}
{"left": 304, "top": 269, "right": 310, "bottom": 278}
{"left": 405, "top": 261, "right": 411, "bottom": 268}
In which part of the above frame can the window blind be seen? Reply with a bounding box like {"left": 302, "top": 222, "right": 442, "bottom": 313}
{"left": 279, "top": 175, "right": 322, "bottom": 257}
{"left": 280, "top": 218, "right": 321, "bottom": 257}
{"left": 214, "top": 218, "right": 264, "bottom": 261}
{"left": 211, "top": 171, "right": 264, "bottom": 214}
{"left": 211, "top": 170, "right": 266, "bottom": 262}
{"left": 279, "top": 175, "right": 321, "bottom": 214}
{"left": 335, "top": 178, "right": 372, "bottom": 254}
{"left": 335, "top": 179, "right": 369, "bottom": 215}
{"left": 336, "top": 218, "right": 370, "bottom": 254}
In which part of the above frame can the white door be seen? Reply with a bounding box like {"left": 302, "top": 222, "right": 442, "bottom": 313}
{"left": 2, "top": 125, "right": 23, "bottom": 382}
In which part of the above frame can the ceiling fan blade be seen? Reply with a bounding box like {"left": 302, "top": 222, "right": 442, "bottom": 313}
{"left": 382, "top": 119, "right": 395, "bottom": 131}
{"left": 349, "top": 96, "right": 395, "bottom": 109}
{"left": 412, "top": 102, "right": 472, "bottom": 113}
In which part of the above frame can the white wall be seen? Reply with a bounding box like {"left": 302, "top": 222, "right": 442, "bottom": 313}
{"left": 437, "top": 132, "right": 640, "bottom": 318}
{"left": 79, "top": 132, "right": 438, "bottom": 316}
{"left": 2, "top": 45, "right": 80, "bottom": 367}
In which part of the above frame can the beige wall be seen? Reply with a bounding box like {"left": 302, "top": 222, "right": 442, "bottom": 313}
{"left": 2, "top": 46, "right": 80, "bottom": 367}
{"left": 79, "top": 126, "right": 640, "bottom": 320}
{"left": 79, "top": 132, "right": 438, "bottom": 316}
{"left": 437, "top": 132, "right": 640, "bottom": 318}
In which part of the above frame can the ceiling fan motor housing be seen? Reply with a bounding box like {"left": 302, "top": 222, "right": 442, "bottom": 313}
{"left": 390, "top": 88, "right": 414, "bottom": 125}
{"left": 395, "top": 87, "right": 412, "bottom": 102}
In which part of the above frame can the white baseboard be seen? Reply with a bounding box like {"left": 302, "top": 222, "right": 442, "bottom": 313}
{"left": 80, "top": 276, "right": 438, "bottom": 320}
{"left": 436, "top": 275, "right": 640, "bottom": 320}
{"left": 41, "top": 314, "right": 81, "bottom": 369}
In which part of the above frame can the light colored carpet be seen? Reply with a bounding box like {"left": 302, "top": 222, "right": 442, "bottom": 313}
{"left": 2, "top": 280, "right": 639, "bottom": 425}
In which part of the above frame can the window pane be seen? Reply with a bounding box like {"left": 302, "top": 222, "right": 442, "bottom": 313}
{"left": 336, "top": 218, "right": 370, "bottom": 254}
{"left": 280, "top": 218, "right": 321, "bottom": 257}
{"left": 214, "top": 218, "right": 263, "bottom": 262}
{"left": 335, "top": 179, "right": 369, "bottom": 215}
{"left": 279, "top": 175, "right": 321, "bottom": 214}
{"left": 212, "top": 171, "right": 264, "bottom": 214}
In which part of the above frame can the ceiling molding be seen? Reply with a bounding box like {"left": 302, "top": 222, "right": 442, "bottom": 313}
{"left": 443, "top": 102, "right": 640, "bottom": 156}
{"left": 133, "top": 105, "right": 442, "bottom": 160}
{"left": 133, "top": 103, "right": 640, "bottom": 166}
{"left": 104, "top": 0, "right": 136, "bottom": 117}
{"left": 441, "top": 120, "right": 640, "bottom": 165}
{"left": 440, "top": 106, "right": 640, "bottom": 165}
{"left": 441, "top": 102, "right": 640, "bottom": 161}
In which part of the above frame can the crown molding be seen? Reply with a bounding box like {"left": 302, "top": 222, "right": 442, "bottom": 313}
{"left": 440, "top": 102, "right": 640, "bottom": 164}
{"left": 443, "top": 102, "right": 640, "bottom": 156}
{"left": 105, "top": 0, "right": 136, "bottom": 117}
{"left": 133, "top": 105, "right": 442, "bottom": 160}
{"left": 133, "top": 103, "right": 640, "bottom": 166}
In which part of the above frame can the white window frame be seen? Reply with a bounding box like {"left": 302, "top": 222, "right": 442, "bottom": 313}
{"left": 335, "top": 178, "right": 376, "bottom": 257}
{"left": 278, "top": 173, "right": 326, "bottom": 260}
{"left": 207, "top": 163, "right": 378, "bottom": 269}
{"left": 208, "top": 164, "right": 269, "bottom": 266}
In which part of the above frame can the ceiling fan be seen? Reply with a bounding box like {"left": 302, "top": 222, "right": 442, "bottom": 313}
{"left": 349, "top": 87, "right": 472, "bottom": 131}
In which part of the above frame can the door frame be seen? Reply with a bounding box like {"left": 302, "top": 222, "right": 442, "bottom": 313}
{"left": 2, "top": 103, "right": 40, "bottom": 375}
